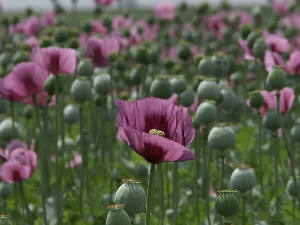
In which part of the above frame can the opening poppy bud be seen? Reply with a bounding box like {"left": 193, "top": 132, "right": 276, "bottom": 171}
{"left": 44, "top": 75, "right": 64, "bottom": 96}
{"left": 248, "top": 90, "right": 264, "bottom": 109}
{"left": 149, "top": 129, "right": 165, "bottom": 137}
{"left": 212, "top": 52, "right": 228, "bottom": 78}
{"left": 82, "top": 21, "right": 92, "bottom": 33}
{"left": 108, "top": 51, "right": 118, "bottom": 63}
{"left": 148, "top": 48, "right": 159, "bottom": 64}
{"left": 219, "top": 89, "right": 237, "bottom": 111}
{"left": 0, "top": 98, "right": 9, "bottom": 114}
{"left": 192, "top": 118, "right": 201, "bottom": 129}
{"left": 63, "top": 104, "right": 79, "bottom": 124}
{"left": 266, "top": 66, "right": 287, "bottom": 91}
{"left": 230, "top": 165, "right": 256, "bottom": 193}
{"left": 150, "top": 76, "right": 173, "bottom": 99}
{"left": 135, "top": 47, "right": 149, "bottom": 65}
{"left": 0, "top": 53, "right": 12, "bottom": 69}
{"left": 54, "top": 27, "right": 69, "bottom": 44}
{"left": 22, "top": 105, "right": 33, "bottom": 119}
{"left": 253, "top": 38, "right": 269, "bottom": 61}
{"left": 67, "top": 37, "right": 79, "bottom": 49}
{"left": 0, "top": 119, "right": 20, "bottom": 141}
{"left": 93, "top": 74, "right": 112, "bottom": 95}
{"left": 246, "top": 29, "right": 262, "bottom": 49}
{"left": 70, "top": 77, "right": 93, "bottom": 104}
{"left": 102, "top": 15, "right": 112, "bottom": 30}
{"left": 197, "top": 78, "right": 220, "bottom": 101}
{"left": 208, "top": 124, "right": 236, "bottom": 151}
{"left": 0, "top": 215, "right": 12, "bottom": 225}
{"left": 77, "top": 59, "right": 94, "bottom": 77}
{"left": 239, "top": 23, "right": 253, "bottom": 40}
{"left": 286, "top": 177, "right": 300, "bottom": 198}
{"left": 198, "top": 57, "right": 215, "bottom": 76}
{"left": 114, "top": 179, "right": 146, "bottom": 216}
{"left": 196, "top": 101, "right": 217, "bottom": 125}
{"left": 0, "top": 183, "right": 12, "bottom": 199}
{"left": 262, "top": 109, "right": 281, "bottom": 131}
{"left": 106, "top": 204, "right": 131, "bottom": 225}
{"left": 40, "top": 37, "right": 53, "bottom": 48}
{"left": 170, "top": 76, "right": 187, "bottom": 95}
{"left": 179, "top": 89, "right": 195, "bottom": 107}
{"left": 12, "top": 51, "right": 30, "bottom": 65}
{"left": 178, "top": 41, "right": 192, "bottom": 61}
{"left": 291, "top": 124, "right": 300, "bottom": 142}
{"left": 215, "top": 190, "right": 239, "bottom": 219}
{"left": 9, "top": 14, "right": 20, "bottom": 25}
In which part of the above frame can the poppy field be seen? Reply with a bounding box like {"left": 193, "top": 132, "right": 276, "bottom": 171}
{"left": 0, "top": 0, "right": 300, "bottom": 224}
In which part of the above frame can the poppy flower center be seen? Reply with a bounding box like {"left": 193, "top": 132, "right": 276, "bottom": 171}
{"left": 149, "top": 129, "right": 165, "bottom": 137}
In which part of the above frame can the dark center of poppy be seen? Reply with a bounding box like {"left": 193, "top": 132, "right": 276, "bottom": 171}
{"left": 149, "top": 129, "right": 165, "bottom": 137}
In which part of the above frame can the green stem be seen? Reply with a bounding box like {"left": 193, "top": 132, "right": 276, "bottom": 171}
{"left": 273, "top": 132, "right": 279, "bottom": 225}
{"left": 206, "top": 133, "right": 212, "bottom": 225}
{"left": 157, "top": 164, "right": 165, "bottom": 225}
{"left": 293, "top": 198, "right": 295, "bottom": 225}
{"left": 79, "top": 106, "right": 85, "bottom": 216}
{"left": 173, "top": 162, "right": 178, "bottom": 225}
{"left": 194, "top": 132, "right": 200, "bottom": 225}
{"left": 145, "top": 163, "right": 156, "bottom": 225}
{"left": 241, "top": 194, "right": 246, "bottom": 225}
{"left": 219, "top": 153, "right": 225, "bottom": 225}
{"left": 14, "top": 183, "right": 19, "bottom": 225}
{"left": 19, "top": 182, "right": 33, "bottom": 224}
{"left": 202, "top": 129, "right": 207, "bottom": 198}
{"left": 10, "top": 102, "right": 15, "bottom": 137}
{"left": 165, "top": 163, "right": 171, "bottom": 208}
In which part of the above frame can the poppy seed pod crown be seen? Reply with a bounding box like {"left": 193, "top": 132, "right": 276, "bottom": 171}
{"left": 230, "top": 165, "right": 256, "bottom": 193}
{"left": 197, "top": 79, "right": 220, "bottom": 101}
{"left": 195, "top": 101, "right": 217, "bottom": 125}
{"left": 266, "top": 66, "right": 287, "bottom": 91}
{"left": 208, "top": 124, "right": 236, "bottom": 151}
{"left": 215, "top": 190, "right": 239, "bottom": 219}
{"left": 106, "top": 204, "right": 131, "bottom": 225}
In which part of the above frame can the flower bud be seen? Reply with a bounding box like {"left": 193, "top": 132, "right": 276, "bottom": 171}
{"left": 0, "top": 98, "right": 9, "bottom": 114}
{"left": 93, "top": 74, "right": 112, "bottom": 95}
{"left": 215, "top": 190, "right": 239, "bottom": 218}
{"left": 70, "top": 77, "right": 93, "bottom": 104}
{"left": 219, "top": 89, "right": 237, "bottom": 111}
{"left": 150, "top": 76, "right": 173, "bottom": 99}
{"left": 246, "top": 30, "right": 262, "bottom": 49}
{"left": 135, "top": 47, "right": 149, "bottom": 65}
{"left": 44, "top": 75, "right": 64, "bottom": 96}
{"left": 63, "top": 104, "right": 80, "bottom": 124}
{"left": 248, "top": 90, "right": 265, "bottom": 109}
{"left": 0, "top": 183, "right": 12, "bottom": 199}
{"left": 198, "top": 57, "right": 215, "bottom": 76}
{"left": 12, "top": 51, "right": 30, "bottom": 65}
{"left": 177, "top": 42, "right": 192, "bottom": 61}
{"left": 266, "top": 66, "right": 287, "bottom": 90}
{"left": 106, "top": 204, "right": 131, "bottom": 225}
{"left": 129, "top": 67, "right": 141, "bottom": 85}
{"left": 253, "top": 39, "right": 269, "bottom": 61}
{"left": 197, "top": 78, "right": 220, "bottom": 101}
{"left": 262, "top": 109, "right": 280, "bottom": 131}
{"left": 114, "top": 179, "right": 146, "bottom": 216}
{"left": 208, "top": 124, "right": 236, "bottom": 150}
{"left": 0, "top": 119, "right": 20, "bottom": 141}
{"left": 212, "top": 53, "right": 228, "bottom": 78}
{"left": 77, "top": 59, "right": 94, "bottom": 77}
{"left": 170, "top": 76, "right": 187, "bottom": 95}
{"left": 240, "top": 23, "right": 253, "bottom": 40}
{"left": 286, "top": 178, "right": 300, "bottom": 198}
{"left": 22, "top": 105, "right": 33, "bottom": 119}
{"left": 179, "top": 89, "right": 195, "bottom": 107}
{"left": 54, "top": 27, "right": 69, "bottom": 44}
{"left": 230, "top": 165, "right": 256, "bottom": 193}
{"left": 196, "top": 101, "right": 217, "bottom": 125}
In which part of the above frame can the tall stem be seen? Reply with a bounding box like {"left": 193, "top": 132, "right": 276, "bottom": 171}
{"left": 14, "top": 183, "right": 19, "bottom": 225}
{"left": 157, "top": 164, "right": 165, "bottom": 225}
{"left": 241, "top": 194, "right": 246, "bottom": 225}
{"left": 273, "top": 132, "right": 279, "bottom": 225}
{"left": 145, "top": 164, "right": 156, "bottom": 225}
{"left": 173, "top": 162, "right": 178, "bottom": 225}
{"left": 194, "top": 131, "right": 200, "bottom": 224}
{"left": 165, "top": 163, "right": 171, "bottom": 208}
{"left": 79, "top": 106, "right": 86, "bottom": 216}
{"left": 219, "top": 152, "right": 225, "bottom": 225}
{"left": 206, "top": 134, "right": 212, "bottom": 225}
{"left": 293, "top": 198, "right": 295, "bottom": 225}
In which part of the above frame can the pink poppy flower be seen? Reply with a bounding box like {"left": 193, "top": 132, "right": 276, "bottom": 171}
{"left": 129, "top": 28, "right": 142, "bottom": 46}
{"left": 263, "top": 30, "right": 289, "bottom": 53}
{"left": 112, "top": 16, "right": 133, "bottom": 30}
{"left": 280, "top": 14, "right": 300, "bottom": 29}
{"left": 31, "top": 47, "right": 77, "bottom": 75}
{"left": 160, "top": 47, "right": 178, "bottom": 61}
{"left": 65, "top": 152, "right": 82, "bottom": 169}
{"left": 41, "top": 11, "right": 55, "bottom": 27}
{"left": 91, "top": 21, "right": 108, "bottom": 35}
{"left": 272, "top": 0, "right": 290, "bottom": 15}
{"left": 85, "top": 36, "right": 120, "bottom": 68}
{"left": 154, "top": 2, "right": 176, "bottom": 21}
{"left": 209, "top": 186, "right": 217, "bottom": 198}
{"left": 79, "top": 32, "right": 89, "bottom": 47}
{"left": 0, "top": 139, "right": 28, "bottom": 161}
{"left": 23, "top": 16, "right": 40, "bottom": 37}
{"left": 0, "top": 62, "right": 49, "bottom": 102}
{"left": 115, "top": 97, "right": 195, "bottom": 164}
{"left": 168, "top": 93, "right": 178, "bottom": 105}
{"left": 24, "top": 36, "right": 40, "bottom": 50}
{"left": 264, "top": 50, "right": 288, "bottom": 73}
{"left": 94, "top": 0, "right": 116, "bottom": 6}
{"left": 287, "top": 51, "right": 300, "bottom": 74}
{"left": 238, "top": 39, "right": 254, "bottom": 61}
{"left": 189, "top": 96, "right": 199, "bottom": 113}
{"left": 23, "top": 90, "right": 55, "bottom": 107}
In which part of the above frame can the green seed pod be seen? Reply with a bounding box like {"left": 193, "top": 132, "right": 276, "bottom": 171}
{"left": 212, "top": 53, "right": 228, "bottom": 78}
{"left": 197, "top": 78, "right": 220, "bottom": 101}
{"left": 219, "top": 89, "right": 237, "bottom": 111}
{"left": 135, "top": 47, "right": 149, "bottom": 64}
{"left": 77, "top": 59, "right": 94, "bottom": 77}
{"left": 115, "top": 58, "right": 127, "bottom": 72}
{"left": 108, "top": 51, "right": 117, "bottom": 63}
{"left": 266, "top": 66, "right": 287, "bottom": 91}
{"left": 144, "top": 76, "right": 153, "bottom": 94}
{"left": 198, "top": 57, "right": 215, "bottom": 76}
{"left": 194, "top": 54, "right": 205, "bottom": 67}
{"left": 179, "top": 89, "right": 195, "bottom": 107}
{"left": 240, "top": 23, "right": 253, "bottom": 40}
{"left": 215, "top": 190, "right": 239, "bottom": 218}
{"left": 40, "top": 37, "right": 53, "bottom": 48}
{"left": 54, "top": 27, "right": 69, "bottom": 44}
{"left": 106, "top": 204, "right": 131, "bottom": 225}
{"left": 150, "top": 76, "right": 173, "bottom": 99}
{"left": 170, "top": 76, "right": 187, "bottom": 95}
{"left": 192, "top": 75, "right": 205, "bottom": 92}
{"left": 253, "top": 39, "right": 269, "bottom": 61}
{"left": 67, "top": 37, "right": 79, "bottom": 49}
{"left": 177, "top": 42, "right": 192, "bottom": 61}
{"left": 12, "top": 51, "right": 30, "bottom": 65}
{"left": 129, "top": 67, "right": 141, "bottom": 86}
{"left": 0, "top": 119, "right": 20, "bottom": 141}
{"left": 0, "top": 215, "right": 12, "bottom": 225}
{"left": 0, "top": 53, "right": 12, "bottom": 68}
{"left": 230, "top": 165, "right": 256, "bottom": 193}
{"left": 44, "top": 75, "right": 64, "bottom": 96}
{"left": 0, "top": 183, "right": 12, "bottom": 199}
{"left": 227, "top": 55, "right": 236, "bottom": 75}
{"left": 163, "top": 58, "right": 176, "bottom": 70}
{"left": 192, "top": 118, "right": 201, "bottom": 129}
{"left": 196, "top": 101, "right": 217, "bottom": 125}
{"left": 63, "top": 104, "right": 79, "bottom": 124}
{"left": 248, "top": 90, "right": 265, "bottom": 109}
{"left": 165, "top": 209, "right": 174, "bottom": 219}
{"left": 70, "top": 77, "right": 93, "bottom": 104}
{"left": 123, "top": 28, "right": 130, "bottom": 38}
{"left": 114, "top": 179, "right": 146, "bottom": 216}
{"left": 208, "top": 124, "right": 236, "bottom": 150}
{"left": 0, "top": 98, "right": 9, "bottom": 114}
{"left": 22, "top": 105, "right": 33, "bottom": 119}
{"left": 246, "top": 30, "right": 262, "bottom": 49}
{"left": 221, "top": 26, "right": 232, "bottom": 42}
{"left": 286, "top": 178, "right": 300, "bottom": 198}
{"left": 82, "top": 21, "right": 92, "bottom": 33}
{"left": 57, "top": 137, "right": 76, "bottom": 152}
{"left": 93, "top": 74, "right": 112, "bottom": 95}
{"left": 102, "top": 15, "right": 112, "bottom": 30}
{"left": 148, "top": 48, "right": 159, "bottom": 64}
{"left": 262, "top": 109, "right": 281, "bottom": 131}
{"left": 291, "top": 124, "right": 300, "bottom": 142}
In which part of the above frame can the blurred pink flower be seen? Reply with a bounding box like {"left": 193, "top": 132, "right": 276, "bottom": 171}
{"left": 264, "top": 50, "right": 288, "bottom": 72}
{"left": 85, "top": 36, "right": 120, "bottom": 68}
{"left": 24, "top": 36, "right": 40, "bottom": 50}
{"left": 263, "top": 30, "right": 289, "bottom": 53}
{"left": 154, "top": 2, "right": 176, "bottom": 21}
{"left": 129, "top": 28, "right": 142, "bottom": 46}
{"left": 41, "top": 11, "right": 55, "bottom": 27}
{"left": 189, "top": 96, "right": 199, "bottom": 113}
{"left": 79, "top": 32, "right": 89, "bottom": 47}
{"left": 280, "top": 14, "right": 300, "bottom": 29}
{"left": 94, "top": 0, "right": 115, "bottom": 6}
{"left": 113, "top": 16, "right": 133, "bottom": 30}
{"left": 91, "top": 21, "right": 108, "bottom": 35}
{"left": 272, "top": 0, "right": 290, "bottom": 14}
{"left": 160, "top": 47, "right": 178, "bottom": 60}
{"left": 23, "top": 91, "right": 55, "bottom": 107}
{"left": 65, "top": 152, "right": 82, "bottom": 169}
{"left": 209, "top": 186, "right": 217, "bottom": 198}
{"left": 287, "top": 51, "right": 300, "bottom": 74}
{"left": 31, "top": 47, "right": 77, "bottom": 75}
{"left": 238, "top": 39, "right": 254, "bottom": 61}
{"left": 22, "top": 16, "right": 40, "bottom": 37}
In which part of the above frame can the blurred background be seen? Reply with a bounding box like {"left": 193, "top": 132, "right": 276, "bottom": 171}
{"left": 4, "top": 0, "right": 269, "bottom": 12}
